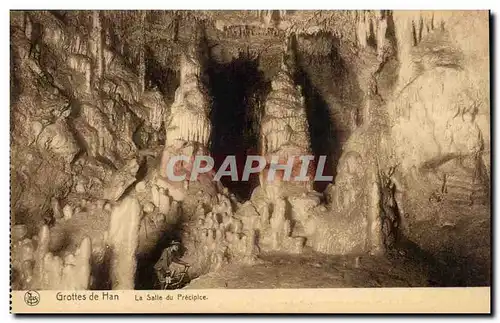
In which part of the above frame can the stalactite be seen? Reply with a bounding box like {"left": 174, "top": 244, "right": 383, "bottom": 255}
{"left": 138, "top": 10, "right": 147, "bottom": 94}
{"left": 91, "top": 10, "right": 103, "bottom": 85}
{"left": 165, "top": 40, "right": 211, "bottom": 148}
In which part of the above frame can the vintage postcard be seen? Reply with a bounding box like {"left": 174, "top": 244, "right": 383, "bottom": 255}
{"left": 10, "top": 10, "right": 491, "bottom": 314}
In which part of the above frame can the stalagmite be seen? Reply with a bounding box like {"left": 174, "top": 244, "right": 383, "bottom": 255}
{"left": 157, "top": 187, "right": 171, "bottom": 214}
{"left": 62, "top": 204, "right": 73, "bottom": 220}
{"left": 39, "top": 237, "right": 92, "bottom": 289}
{"left": 368, "top": 170, "right": 384, "bottom": 255}
{"left": 12, "top": 225, "right": 92, "bottom": 290}
{"left": 107, "top": 197, "right": 142, "bottom": 289}
{"left": 165, "top": 47, "right": 212, "bottom": 148}
{"left": 51, "top": 197, "right": 63, "bottom": 219}
{"left": 260, "top": 37, "right": 313, "bottom": 194}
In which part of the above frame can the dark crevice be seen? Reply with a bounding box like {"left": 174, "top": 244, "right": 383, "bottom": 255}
{"left": 145, "top": 46, "right": 180, "bottom": 102}
{"left": 49, "top": 10, "right": 68, "bottom": 23}
{"left": 418, "top": 17, "right": 424, "bottom": 43}
{"left": 367, "top": 19, "right": 377, "bottom": 50}
{"left": 411, "top": 21, "right": 418, "bottom": 46}
{"left": 207, "top": 51, "right": 270, "bottom": 201}
{"left": 90, "top": 248, "right": 113, "bottom": 290}
{"left": 10, "top": 42, "right": 22, "bottom": 106}
{"left": 385, "top": 11, "right": 397, "bottom": 47}
{"left": 393, "top": 236, "right": 490, "bottom": 287}
{"left": 291, "top": 35, "right": 340, "bottom": 192}
{"left": 379, "top": 169, "right": 403, "bottom": 250}
{"left": 135, "top": 222, "right": 185, "bottom": 290}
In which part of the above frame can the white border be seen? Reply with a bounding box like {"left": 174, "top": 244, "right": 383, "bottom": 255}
{"left": 2, "top": 1, "right": 498, "bottom": 321}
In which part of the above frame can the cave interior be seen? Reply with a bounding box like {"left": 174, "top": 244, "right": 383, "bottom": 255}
{"left": 9, "top": 10, "right": 491, "bottom": 290}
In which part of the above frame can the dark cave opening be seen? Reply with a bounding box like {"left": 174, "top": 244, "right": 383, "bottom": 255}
{"left": 207, "top": 51, "right": 270, "bottom": 201}
{"left": 297, "top": 71, "right": 336, "bottom": 193}
{"left": 290, "top": 36, "right": 340, "bottom": 193}
{"left": 90, "top": 249, "right": 112, "bottom": 290}
{"left": 134, "top": 223, "right": 185, "bottom": 290}
{"left": 145, "top": 47, "right": 180, "bottom": 101}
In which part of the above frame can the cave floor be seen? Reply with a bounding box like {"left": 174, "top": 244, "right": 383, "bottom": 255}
{"left": 185, "top": 250, "right": 431, "bottom": 289}
{"left": 43, "top": 199, "right": 489, "bottom": 289}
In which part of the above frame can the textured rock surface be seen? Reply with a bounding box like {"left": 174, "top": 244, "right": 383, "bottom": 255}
{"left": 10, "top": 10, "right": 490, "bottom": 289}
{"left": 11, "top": 225, "right": 92, "bottom": 290}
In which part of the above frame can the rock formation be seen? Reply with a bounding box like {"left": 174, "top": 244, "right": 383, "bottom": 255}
{"left": 107, "top": 197, "right": 141, "bottom": 289}
{"left": 260, "top": 40, "right": 312, "bottom": 194}
{"left": 11, "top": 225, "right": 92, "bottom": 290}
{"left": 10, "top": 10, "right": 490, "bottom": 289}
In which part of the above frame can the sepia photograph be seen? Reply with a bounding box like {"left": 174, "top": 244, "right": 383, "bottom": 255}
{"left": 9, "top": 8, "right": 491, "bottom": 313}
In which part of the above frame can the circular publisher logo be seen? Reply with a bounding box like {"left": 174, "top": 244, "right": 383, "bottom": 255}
{"left": 24, "top": 290, "right": 40, "bottom": 306}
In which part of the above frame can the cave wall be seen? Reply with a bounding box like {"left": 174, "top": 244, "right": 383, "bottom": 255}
{"left": 10, "top": 10, "right": 490, "bottom": 288}
{"left": 296, "top": 11, "right": 490, "bottom": 279}
{"left": 386, "top": 11, "right": 490, "bottom": 284}
{"left": 10, "top": 11, "right": 168, "bottom": 231}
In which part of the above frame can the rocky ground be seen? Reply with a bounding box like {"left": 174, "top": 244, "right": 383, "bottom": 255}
{"left": 187, "top": 250, "right": 429, "bottom": 289}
